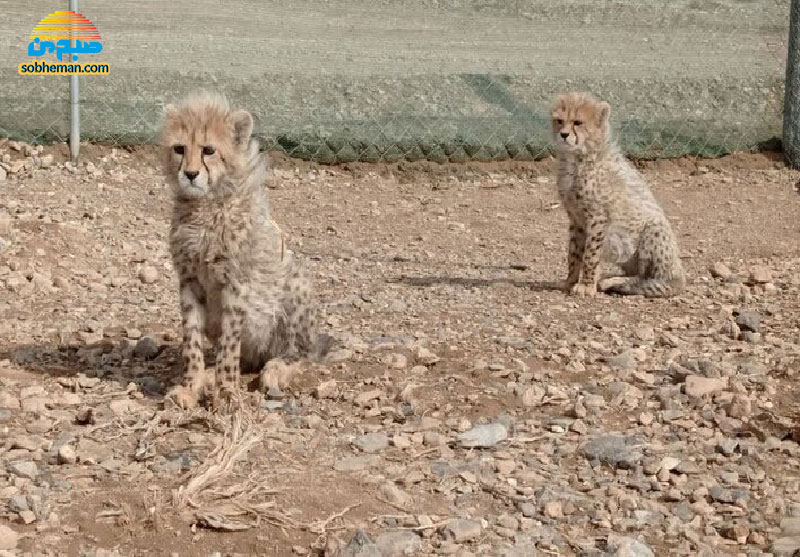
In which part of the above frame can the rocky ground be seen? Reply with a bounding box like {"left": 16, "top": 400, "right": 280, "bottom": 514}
{"left": 1, "top": 139, "right": 800, "bottom": 556}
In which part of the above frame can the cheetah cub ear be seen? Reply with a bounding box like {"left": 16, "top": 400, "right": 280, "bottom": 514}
{"left": 230, "top": 109, "right": 254, "bottom": 148}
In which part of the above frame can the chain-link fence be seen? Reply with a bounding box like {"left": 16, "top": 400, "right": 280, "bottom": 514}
{"left": 0, "top": 0, "right": 789, "bottom": 163}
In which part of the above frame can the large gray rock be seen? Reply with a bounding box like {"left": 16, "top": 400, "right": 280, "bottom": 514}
{"left": 374, "top": 531, "right": 424, "bottom": 556}
{"left": 582, "top": 436, "right": 644, "bottom": 469}
{"left": 605, "top": 535, "right": 654, "bottom": 557}
{"left": 457, "top": 423, "right": 508, "bottom": 448}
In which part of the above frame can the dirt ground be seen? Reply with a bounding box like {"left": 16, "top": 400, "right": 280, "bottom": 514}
{"left": 1, "top": 141, "right": 800, "bottom": 556}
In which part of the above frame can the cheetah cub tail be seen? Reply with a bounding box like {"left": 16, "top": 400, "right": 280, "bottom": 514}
{"left": 600, "top": 276, "right": 685, "bottom": 298}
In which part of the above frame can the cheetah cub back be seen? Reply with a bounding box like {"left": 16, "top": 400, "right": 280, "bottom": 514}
{"left": 161, "top": 91, "right": 319, "bottom": 409}
{"left": 550, "top": 92, "right": 685, "bottom": 298}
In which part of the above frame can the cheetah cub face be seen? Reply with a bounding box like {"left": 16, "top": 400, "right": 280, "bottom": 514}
{"left": 551, "top": 92, "right": 611, "bottom": 156}
{"left": 162, "top": 93, "right": 254, "bottom": 199}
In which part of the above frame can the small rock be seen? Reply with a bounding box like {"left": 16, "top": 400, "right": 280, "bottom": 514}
{"left": 497, "top": 514, "right": 519, "bottom": 531}
{"left": 520, "top": 385, "right": 545, "bottom": 407}
{"left": 374, "top": 531, "right": 423, "bottom": 556}
{"left": 543, "top": 500, "right": 562, "bottom": 518}
{"left": 315, "top": 380, "right": 338, "bottom": 399}
{"left": 138, "top": 265, "right": 159, "bottom": 284}
{"left": 709, "top": 486, "right": 748, "bottom": 506}
{"left": 11, "top": 436, "right": 39, "bottom": 451}
{"left": 721, "top": 320, "right": 740, "bottom": 340}
{"left": 353, "top": 433, "right": 389, "bottom": 453}
{"left": 717, "top": 438, "right": 739, "bottom": 456}
{"left": 0, "top": 525, "right": 19, "bottom": 550}
{"left": 749, "top": 266, "right": 772, "bottom": 284}
{"left": 721, "top": 523, "right": 750, "bottom": 544}
{"left": 40, "top": 154, "right": 54, "bottom": 168}
{"left": 21, "top": 396, "right": 48, "bottom": 413}
{"left": 606, "top": 350, "right": 636, "bottom": 370}
{"left": 457, "top": 422, "right": 508, "bottom": 448}
{"left": 727, "top": 394, "right": 752, "bottom": 418}
{"left": 378, "top": 481, "right": 413, "bottom": 509}
{"left": 355, "top": 389, "right": 382, "bottom": 406}
{"left": 133, "top": 336, "right": 160, "bottom": 360}
{"left": 582, "top": 435, "right": 643, "bottom": 469}
{"left": 740, "top": 331, "right": 761, "bottom": 343}
{"left": 7, "top": 496, "right": 28, "bottom": 513}
{"left": 58, "top": 444, "right": 77, "bottom": 465}
{"left": 659, "top": 456, "right": 681, "bottom": 473}
{"left": 8, "top": 461, "right": 38, "bottom": 480}
{"left": 19, "top": 510, "right": 36, "bottom": 524}
{"left": 444, "top": 519, "right": 482, "bottom": 543}
{"left": 735, "top": 311, "right": 760, "bottom": 333}
{"left": 684, "top": 375, "right": 727, "bottom": 398}
{"left": 605, "top": 534, "right": 654, "bottom": 557}
{"left": 334, "top": 455, "right": 381, "bottom": 472}
{"left": 338, "top": 529, "right": 380, "bottom": 557}
{"left": 710, "top": 262, "right": 733, "bottom": 279}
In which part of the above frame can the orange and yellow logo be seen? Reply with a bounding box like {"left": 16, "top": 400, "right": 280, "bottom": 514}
{"left": 21, "top": 10, "right": 108, "bottom": 75}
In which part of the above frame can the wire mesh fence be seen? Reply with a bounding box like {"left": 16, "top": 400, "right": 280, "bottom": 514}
{"left": 0, "top": 0, "right": 789, "bottom": 163}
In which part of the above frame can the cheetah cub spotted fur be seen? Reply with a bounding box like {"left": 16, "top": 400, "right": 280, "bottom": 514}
{"left": 161, "top": 91, "right": 319, "bottom": 409}
{"left": 550, "top": 92, "right": 685, "bottom": 298}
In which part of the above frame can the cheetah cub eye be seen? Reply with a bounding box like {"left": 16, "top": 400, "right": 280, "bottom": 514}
{"left": 172, "top": 145, "right": 185, "bottom": 155}
{"left": 202, "top": 145, "right": 216, "bottom": 156}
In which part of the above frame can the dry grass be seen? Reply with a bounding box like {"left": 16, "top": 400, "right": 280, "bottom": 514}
{"left": 170, "top": 395, "right": 298, "bottom": 531}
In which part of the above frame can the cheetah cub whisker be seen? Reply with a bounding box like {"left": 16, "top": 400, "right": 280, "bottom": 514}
{"left": 160, "top": 91, "right": 320, "bottom": 410}
{"left": 550, "top": 92, "right": 685, "bottom": 298}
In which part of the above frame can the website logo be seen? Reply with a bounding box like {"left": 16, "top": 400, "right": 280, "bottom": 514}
{"left": 19, "top": 10, "right": 109, "bottom": 76}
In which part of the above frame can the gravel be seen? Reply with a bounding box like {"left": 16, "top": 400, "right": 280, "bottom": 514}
{"left": 0, "top": 144, "right": 798, "bottom": 555}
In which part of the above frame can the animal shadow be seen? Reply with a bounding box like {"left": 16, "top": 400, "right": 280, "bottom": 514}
{"left": 393, "top": 274, "right": 561, "bottom": 292}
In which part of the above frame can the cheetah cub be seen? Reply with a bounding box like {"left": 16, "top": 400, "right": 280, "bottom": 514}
{"left": 550, "top": 92, "right": 685, "bottom": 298}
{"left": 161, "top": 91, "right": 318, "bottom": 409}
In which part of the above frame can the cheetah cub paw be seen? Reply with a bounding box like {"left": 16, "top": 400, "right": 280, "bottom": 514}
{"left": 166, "top": 385, "right": 200, "bottom": 410}
{"left": 570, "top": 283, "right": 598, "bottom": 298}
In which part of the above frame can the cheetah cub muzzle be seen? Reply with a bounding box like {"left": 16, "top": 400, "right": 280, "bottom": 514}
{"left": 160, "top": 91, "right": 320, "bottom": 409}
{"left": 550, "top": 91, "right": 685, "bottom": 298}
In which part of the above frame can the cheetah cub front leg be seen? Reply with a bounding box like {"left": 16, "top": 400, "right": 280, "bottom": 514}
{"left": 167, "top": 278, "right": 214, "bottom": 409}
{"left": 561, "top": 222, "right": 584, "bottom": 292}
{"left": 213, "top": 286, "right": 246, "bottom": 408}
{"left": 570, "top": 213, "right": 607, "bottom": 297}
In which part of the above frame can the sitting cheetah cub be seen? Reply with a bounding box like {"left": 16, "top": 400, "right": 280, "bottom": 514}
{"left": 550, "top": 92, "right": 685, "bottom": 298}
{"left": 161, "top": 91, "right": 318, "bottom": 409}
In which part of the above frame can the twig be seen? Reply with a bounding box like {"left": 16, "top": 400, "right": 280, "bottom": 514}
{"left": 305, "top": 503, "right": 361, "bottom": 534}
{"left": 395, "top": 520, "right": 452, "bottom": 531}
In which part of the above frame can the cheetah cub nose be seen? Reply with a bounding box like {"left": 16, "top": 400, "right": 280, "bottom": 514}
{"left": 184, "top": 170, "right": 199, "bottom": 181}
{"left": 560, "top": 132, "right": 570, "bottom": 139}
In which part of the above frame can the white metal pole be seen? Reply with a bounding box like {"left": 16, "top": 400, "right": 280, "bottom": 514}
{"left": 69, "top": 0, "right": 80, "bottom": 161}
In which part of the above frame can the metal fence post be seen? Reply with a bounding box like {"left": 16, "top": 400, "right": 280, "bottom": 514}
{"left": 784, "top": 0, "right": 800, "bottom": 168}
{"left": 69, "top": 0, "right": 80, "bottom": 161}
